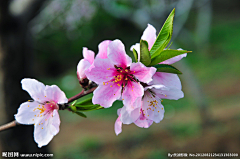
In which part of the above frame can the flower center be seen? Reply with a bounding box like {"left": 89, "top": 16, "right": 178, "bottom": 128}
{"left": 109, "top": 65, "right": 137, "bottom": 87}
{"left": 33, "top": 101, "right": 58, "bottom": 118}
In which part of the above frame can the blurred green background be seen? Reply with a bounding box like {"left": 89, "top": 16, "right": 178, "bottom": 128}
{"left": 0, "top": 0, "right": 240, "bottom": 159}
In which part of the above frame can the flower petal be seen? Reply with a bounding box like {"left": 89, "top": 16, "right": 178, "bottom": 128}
{"left": 152, "top": 72, "right": 182, "bottom": 89}
{"left": 96, "top": 40, "right": 111, "bottom": 59}
{"left": 152, "top": 86, "right": 184, "bottom": 100}
{"left": 86, "top": 58, "right": 115, "bottom": 84}
{"left": 49, "top": 109, "right": 60, "bottom": 136}
{"left": 92, "top": 83, "right": 122, "bottom": 108}
{"left": 130, "top": 43, "right": 140, "bottom": 62}
{"left": 77, "top": 59, "right": 91, "bottom": 80}
{"left": 34, "top": 109, "right": 60, "bottom": 148}
{"left": 134, "top": 110, "right": 153, "bottom": 128}
{"left": 141, "top": 24, "right": 157, "bottom": 50}
{"left": 142, "top": 91, "right": 164, "bottom": 123}
{"left": 130, "top": 62, "right": 156, "bottom": 83}
{"left": 21, "top": 78, "right": 46, "bottom": 103}
{"left": 83, "top": 47, "right": 95, "bottom": 64}
{"left": 115, "top": 115, "right": 122, "bottom": 136}
{"left": 108, "top": 39, "right": 132, "bottom": 68}
{"left": 34, "top": 113, "right": 55, "bottom": 148}
{"left": 120, "top": 106, "right": 140, "bottom": 124}
{"left": 44, "top": 85, "right": 68, "bottom": 104}
{"left": 15, "top": 101, "right": 42, "bottom": 125}
{"left": 160, "top": 53, "right": 187, "bottom": 65}
{"left": 122, "top": 81, "right": 144, "bottom": 111}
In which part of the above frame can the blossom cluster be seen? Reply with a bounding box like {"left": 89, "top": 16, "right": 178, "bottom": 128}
{"left": 14, "top": 8, "right": 189, "bottom": 148}
{"left": 77, "top": 24, "right": 186, "bottom": 135}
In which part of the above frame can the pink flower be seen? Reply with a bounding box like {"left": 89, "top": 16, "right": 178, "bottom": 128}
{"left": 77, "top": 47, "right": 95, "bottom": 82}
{"left": 115, "top": 88, "right": 165, "bottom": 135}
{"left": 15, "top": 78, "right": 68, "bottom": 148}
{"left": 131, "top": 23, "right": 185, "bottom": 99}
{"left": 86, "top": 39, "right": 156, "bottom": 109}
{"left": 114, "top": 71, "right": 184, "bottom": 135}
{"left": 77, "top": 40, "right": 111, "bottom": 82}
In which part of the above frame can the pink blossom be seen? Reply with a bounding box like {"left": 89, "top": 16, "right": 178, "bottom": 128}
{"left": 15, "top": 78, "right": 68, "bottom": 148}
{"left": 77, "top": 40, "right": 111, "bottom": 82}
{"left": 77, "top": 47, "right": 95, "bottom": 82}
{"left": 86, "top": 39, "right": 156, "bottom": 109}
{"left": 115, "top": 89, "right": 165, "bottom": 135}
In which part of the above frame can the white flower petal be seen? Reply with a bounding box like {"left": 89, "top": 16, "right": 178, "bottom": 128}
{"left": 34, "top": 110, "right": 60, "bottom": 148}
{"left": 15, "top": 101, "right": 42, "bottom": 125}
{"left": 21, "top": 78, "right": 46, "bottom": 103}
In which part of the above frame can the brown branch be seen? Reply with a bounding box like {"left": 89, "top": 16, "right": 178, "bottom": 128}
{"left": 0, "top": 120, "right": 18, "bottom": 132}
{"left": 68, "top": 87, "right": 96, "bottom": 104}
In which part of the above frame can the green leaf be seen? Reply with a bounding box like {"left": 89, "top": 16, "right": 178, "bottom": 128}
{"left": 153, "top": 64, "right": 182, "bottom": 74}
{"left": 75, "top": 103, "right": 103, "bottom": 111}
{"left": 77, "top": 93, "right": 94, "bottom": 105}
{"left": 149, "top": 49, "right": 191, "bottom": 66}
{"left": 132, "top": 48, "right": 138, "bottom": 62}
{"left": 69, "top": 105, "right": 77, "bottom": 112}
{"left": 71, "top": 100, "right": 77, "bottom": 106}
{"left": 75, "top": 111, "right": 87, "bottom": 118}
{"left": 150, "top": 8, "right": 175, "bottom": 59}
{"left": 140, "top": 40, "right": 151, "bottom": 66}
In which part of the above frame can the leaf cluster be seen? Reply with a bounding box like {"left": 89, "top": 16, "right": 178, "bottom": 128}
{"left": 133, "top": 8, "right": 191, "bottom": 74}
{"left": 69, "top": 93, "right": 103, "bottom": 118}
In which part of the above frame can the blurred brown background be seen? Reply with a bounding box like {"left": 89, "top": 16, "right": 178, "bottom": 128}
{"left": 0, "top": 0, "right": 240, "bottom": 158}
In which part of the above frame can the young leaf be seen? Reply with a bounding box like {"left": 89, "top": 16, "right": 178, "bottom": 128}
{"left": 69, "top": 105, "right": 77, "bottom": 112}
{"left": 75, "top": 111, "right": 87, "bottom": 118}
{"left": 132, "top": 48, "right": 138, "bottom": 62}
{"left": 153, "top": 64, "right": 182, "bottom": 74}
{"left": 140, "top": 40, "right": 151, "bottom": 66}
{"left": 150, "top": 8, "right": 175, "bottom": 59}
{"left": 149, "top": 49, "right": 191, "bottom": 66}
{"left": 77, "top": 93, "right": 94, "bottom": 105}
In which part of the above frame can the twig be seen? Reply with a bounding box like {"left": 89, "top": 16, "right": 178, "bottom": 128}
{"left": 0, "top": 120, "right": 18, "bottom": 132}
{"left": 68, "top": 87, "right": 96, "bottom": 103}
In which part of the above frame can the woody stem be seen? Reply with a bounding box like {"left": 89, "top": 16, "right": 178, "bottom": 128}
{"left": 67, "top": 87, "right": 97, "bottom": 103}
{"left": 0, "top": 120, "right": 18, "bottom": 132}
